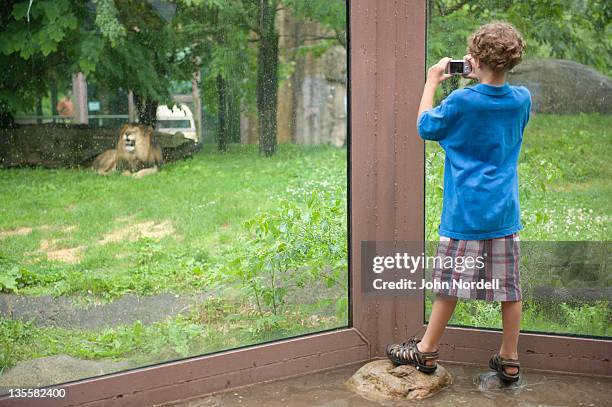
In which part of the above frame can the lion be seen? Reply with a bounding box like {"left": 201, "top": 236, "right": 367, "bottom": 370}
{"left": 92, "top": 123, "right": 162, "bottom": 178}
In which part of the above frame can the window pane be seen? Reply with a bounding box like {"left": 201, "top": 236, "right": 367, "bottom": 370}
{"left": 0, "top": 0, "right": 348, "bottom": 392}
{"left": 424, "top": 1, "right": 610, "bottom": 338}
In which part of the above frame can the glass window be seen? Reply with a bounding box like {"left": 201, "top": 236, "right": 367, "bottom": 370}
{"left": 0, "top": 0, "right": 348, "bottom": 392}
{"left": 424, "top": 1, "right": 610, "bottom": 338}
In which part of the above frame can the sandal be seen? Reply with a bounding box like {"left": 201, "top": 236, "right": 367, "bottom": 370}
{"left": 385, "top": 337, "right": 439, "bottom": 374}
{"left": 489, "top": 353, "right": 521, "bottom": 383}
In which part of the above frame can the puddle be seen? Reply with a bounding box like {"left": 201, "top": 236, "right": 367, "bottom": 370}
{"left": 475, "top": 371, "right": 526, "bottom": 395}
{"left": 166, "top": 361, "right": 612, "bottom": 407}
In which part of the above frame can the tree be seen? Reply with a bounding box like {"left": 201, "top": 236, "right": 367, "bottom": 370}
{"left": 283, "top": 0, "right": 347, "bottom": 146}
{"left": 93, "top": 0, "right": 186, "bottom": 127}
{"left": 178, "top": 0, "right": 346, "bottom": 155}
{"left": 0, "top": 0, "right": 349, "bottom": 155}
{"left": 0, "top": 0, "right": 197, "bottom": 128}
{"left": 210, "top": 0, "right": 281, "bottom": 157}
{"left": 237, "top": 0, "right": 346, "bottom": 156}
{"left": 255, "top": 0, "right": 280, "bottom": 157}
{"left": 288, "top": 0, "right": 346, "bottom": 49}
{"left": 173, "top": 0, "right": 254, "bottom": 152}
{"left": 0, "top": 0, "right": 86, "bottom": 127}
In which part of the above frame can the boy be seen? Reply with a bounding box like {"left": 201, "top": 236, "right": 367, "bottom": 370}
{"left": 386, "top": 22, "right": 531, "bottom": 383}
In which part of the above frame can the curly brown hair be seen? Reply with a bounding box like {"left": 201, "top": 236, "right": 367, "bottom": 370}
{"left": 467, "top": 22, "right": 525, "bottom": 72}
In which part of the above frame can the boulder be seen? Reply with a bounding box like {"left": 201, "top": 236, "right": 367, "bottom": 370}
{"left": 0, "top": 124, "right": 200, "bottom": 169}
{"left": 507, "top": 59, "right": 611, "bottom": 114}
{"left": 345, "top": 359, "right": 453, "bottom": 401}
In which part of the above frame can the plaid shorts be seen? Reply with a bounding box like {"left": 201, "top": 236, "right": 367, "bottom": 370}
{"left": 431, "top": 233, "right": 522, "bottom": 302}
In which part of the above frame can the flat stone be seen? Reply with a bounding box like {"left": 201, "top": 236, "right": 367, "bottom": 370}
{"left": 345, "top": 359, "right": 453, "bottom": 401}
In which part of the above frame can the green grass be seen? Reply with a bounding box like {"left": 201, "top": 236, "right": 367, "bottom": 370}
{"left": 426, "top": 113, "right": 611, "bottom": 241}
{"left": 0, "top": 295, "right": 342, "bottom": 374}
{"left": 519, "top": 114, "right": 611, "bottom": 240}
{"left": 425, "top": 113, "right": 612, "bottom": 336}
{"left": 0, "top": 143, "right": 346, "bottom": 300}
{"left": 0, "top": 145, "right": 348, "bottom": 369}
{"left": 0, "top": 143, "right": 348, "bottom": 372}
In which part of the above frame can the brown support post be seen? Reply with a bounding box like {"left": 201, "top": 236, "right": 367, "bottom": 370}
{"left": 71, "top": 72, "right": 88, "bottom": 124}
{"left": 350, "top": 0, "right": 427, "bottom": 358}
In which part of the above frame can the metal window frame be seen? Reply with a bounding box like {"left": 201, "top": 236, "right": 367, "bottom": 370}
{"left": 3, "top": 1, "right": 609, "bottom": 406}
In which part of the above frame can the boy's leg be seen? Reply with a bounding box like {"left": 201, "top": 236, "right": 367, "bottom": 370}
{"left": 500, "top": 300, "right": 522, "bottom": 375}
{"left": 418, "top": 295, "right": 458, "bottom": 365}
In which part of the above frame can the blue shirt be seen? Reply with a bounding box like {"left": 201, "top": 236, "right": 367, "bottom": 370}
{"left": 418, "top": 82, "right": 531, "bottom": 240}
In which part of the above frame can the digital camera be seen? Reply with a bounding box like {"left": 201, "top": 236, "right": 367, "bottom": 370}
{"left": 445, "top": 59, "right": 472, "bottom": 76}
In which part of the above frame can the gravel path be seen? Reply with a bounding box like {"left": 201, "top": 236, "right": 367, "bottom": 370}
{"left": 0, "top": 292, "right": 211, "bottom": 329}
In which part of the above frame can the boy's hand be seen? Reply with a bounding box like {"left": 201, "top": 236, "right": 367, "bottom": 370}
{"left": 427, "top": 57, "right": 453, "bottom": 85}
{"left": 418, "top": 58, "right": 452, "bottom": 123}
{"left": 463, "top": 54, "right": 479, "bottom": 80}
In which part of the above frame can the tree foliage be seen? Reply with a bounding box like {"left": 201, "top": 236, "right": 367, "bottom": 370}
{"left": 4, "top": 0, "right": 607, "bottom": 148}
{"left": 0, "top": 0, "right": 86, "bottom": 120}
{"left": 428, "top": 0, "right": 612, "bottom": 76}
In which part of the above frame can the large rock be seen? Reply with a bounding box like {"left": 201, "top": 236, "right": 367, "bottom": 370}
{"left": 0, "top": 124, "right": 200, "bottom": 168}
{"left": 508, "top": 59, "right": 611, "bottom": 114}
{"left": 346, "top": 359, "right": 453, "bottom": 401}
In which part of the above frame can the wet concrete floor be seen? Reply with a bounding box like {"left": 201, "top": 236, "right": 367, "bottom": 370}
{"left": 166, "top": 361, "right": 612, "bottom": 407}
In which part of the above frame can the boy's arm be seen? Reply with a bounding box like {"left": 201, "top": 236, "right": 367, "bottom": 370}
{"left": 522, "top": 89, "right": 532, "bottom": 133}
{"left": 416, "top": 57, "right": 453, "bottom": 125}
{"left": 417, "top": 57, "right": 458, "bottom": 141}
